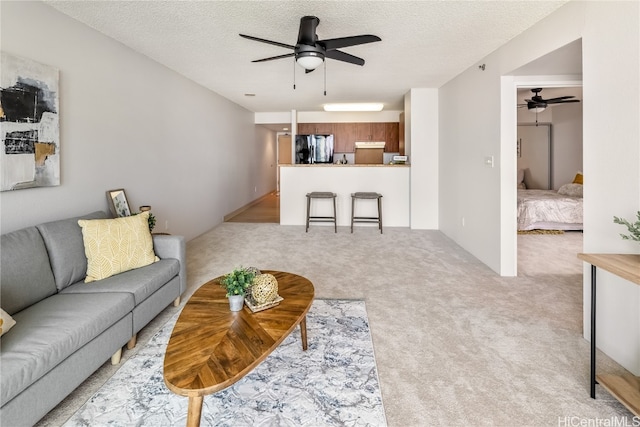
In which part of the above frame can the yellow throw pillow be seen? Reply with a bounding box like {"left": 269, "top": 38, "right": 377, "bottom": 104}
{"left": 573, "top": 173, "right": 583, "bottom": 185}
{"left": 1, "top": 308, "right": 16, "bottom": 337}
{"left": 78, "top": 212, "right": 158, "bottom": 283}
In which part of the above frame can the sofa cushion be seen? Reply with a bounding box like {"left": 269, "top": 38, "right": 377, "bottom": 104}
{"left": 78, "top": 212, "right": 158, "bottom": 283}
{"left": 36, "top": 211, "right": 109, "bottom": 291}
{"left": 61, "top": 259, "right": 179, "bottom": 305}
{"left": 0, "top": 227, "right": 57, "bottom": 315}
{"left": 0, "top": 292, "right": 134, "bottom": 406}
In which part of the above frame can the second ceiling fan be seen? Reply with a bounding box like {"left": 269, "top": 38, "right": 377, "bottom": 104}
{"left": 520, "top": 88, "right": 580, "bottom": 111}
{"left": 239, "top": 16, "right": 381, "bottom": 73}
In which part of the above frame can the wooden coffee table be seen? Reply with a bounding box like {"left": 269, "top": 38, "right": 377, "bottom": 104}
{"left": 163, "top": 270, "right": 315, "bottom": 427}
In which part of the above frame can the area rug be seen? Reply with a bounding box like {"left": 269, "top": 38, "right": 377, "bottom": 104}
{"left": 518, "top": 229, "right": 565, "bottom": 235}
{"left": 63, "top": 299, "right": 386, "bottom": 427}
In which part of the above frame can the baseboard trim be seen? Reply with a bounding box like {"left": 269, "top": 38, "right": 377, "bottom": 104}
{"left": 224, "top": 191, "right": 276, "bottom": 222}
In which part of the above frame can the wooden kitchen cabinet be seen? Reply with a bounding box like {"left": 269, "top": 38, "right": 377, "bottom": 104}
{"left": 355, "top": 122, "right": 385, "bottom": 142}
{"left": 385, "top": 122, "right": 400, "bottom": 152}
{"left": 372, "top": 123, "right": 386, "bottom": 142}
{"left": 334, "top": 122, "right": 356, "bottom": 152}
{"left": 297, "top": 123, "right": 333, "bottom": 135}
{"left": 297, "top": 121, "right": 399, "bottom": 153}
{"left": 355, "top": 122, "right": 387, "bottom": 141}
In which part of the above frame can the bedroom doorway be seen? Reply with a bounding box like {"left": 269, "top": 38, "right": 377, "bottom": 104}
{"left": 515, "top": 86, "right": 583, "bottom": 277}
{"left": 506, "top": 39, "right": 584, "bottom": 277}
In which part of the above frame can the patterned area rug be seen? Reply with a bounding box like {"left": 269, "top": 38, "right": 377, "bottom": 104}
{"left": 63, "top": 299, "right": 386, "bottom": 426}
{"left": 518, "top": 229, "right": 565, "bottom": 235}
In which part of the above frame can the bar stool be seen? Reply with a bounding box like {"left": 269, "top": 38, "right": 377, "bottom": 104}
{"left": 351, "top": 192, "right": 383, "bottom": 234}
{"left": 306, "top": 192, "right": 337, "bottom": 233}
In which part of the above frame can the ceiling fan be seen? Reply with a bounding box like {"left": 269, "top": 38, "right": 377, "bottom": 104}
{"left": 519, "top": 88, "right": 580, "bottom": 112}
{"left": 239, "top": 16, "right": 381, "bottom": 73}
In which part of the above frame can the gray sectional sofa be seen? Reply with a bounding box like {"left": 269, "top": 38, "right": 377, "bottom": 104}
{"left": 0, "top": 211, "right": 186, "bottom": 426}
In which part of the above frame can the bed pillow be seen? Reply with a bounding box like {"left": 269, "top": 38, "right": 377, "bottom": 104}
{"left": 558, "top": 183, "right": 583, "bottom": 197}
{"left": 78, "top": 212, "right": 158, "bottom": 283}
{"left": 1, "top": 308, "right": 16, "bottom": 337}
{"left": 517, "top": 169, "right": 527, "bottom": 189}
{"left": 572, "top": 173, "right": 583, "bottom": 185}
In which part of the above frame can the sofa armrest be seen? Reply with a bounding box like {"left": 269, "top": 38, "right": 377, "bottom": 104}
{"left": 152, "top": 235, "right": 186, "bottom": 296}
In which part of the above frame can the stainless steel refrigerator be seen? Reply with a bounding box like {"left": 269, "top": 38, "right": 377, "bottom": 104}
{"left": 295, "top": 134, "right": 334, "bottom": 164}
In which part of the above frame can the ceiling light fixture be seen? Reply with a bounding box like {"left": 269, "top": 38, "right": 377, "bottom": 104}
{"left": 296, "top": 51, "right": 324, "bottom": 70}
{"left": 529, "top": 105, "right": 546, "bottom": 113}
{"left": 323, "top": 103, "right": 384, "bottom": 112}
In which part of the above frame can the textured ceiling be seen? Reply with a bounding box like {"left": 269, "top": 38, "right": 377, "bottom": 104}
{"left": 45, "top": 0, "right": 569, "bottom": 113}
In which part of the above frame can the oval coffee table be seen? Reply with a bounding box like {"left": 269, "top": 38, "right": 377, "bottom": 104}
{"left": 163, "top": 270, "right": 315, "bottom": 427}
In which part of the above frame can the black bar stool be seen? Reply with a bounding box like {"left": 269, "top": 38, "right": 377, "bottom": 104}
{"left": 306, "top": 192, "right": 337, "bottom": 232}
{"left": 351, "top": 192, "right": 383, "bottom": 234}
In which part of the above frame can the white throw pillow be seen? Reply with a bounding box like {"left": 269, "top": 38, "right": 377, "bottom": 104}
{"left": 558, "top": 183, "right": 583, "bottom": 197}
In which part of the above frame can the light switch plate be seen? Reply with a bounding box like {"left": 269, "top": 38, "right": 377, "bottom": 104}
{"left": 484, "top": 156, "right": 494, "bottom": 168}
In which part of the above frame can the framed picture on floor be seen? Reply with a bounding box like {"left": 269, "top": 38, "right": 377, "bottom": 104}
{"left": 107, "top": 189, "right": 131, "bottom": 217}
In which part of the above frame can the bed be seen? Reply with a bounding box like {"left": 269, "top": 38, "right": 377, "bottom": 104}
{"left": 517, "top": 187, "right": 583, "bottom": 231}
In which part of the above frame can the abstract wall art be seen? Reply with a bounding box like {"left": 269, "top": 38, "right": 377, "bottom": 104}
{"left": 1, "top": 52, "right": 60, "bottom": 191}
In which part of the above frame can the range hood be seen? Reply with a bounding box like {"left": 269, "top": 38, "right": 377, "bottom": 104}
{"left": 355, "top": 141, "right": 385, "bottom": 149}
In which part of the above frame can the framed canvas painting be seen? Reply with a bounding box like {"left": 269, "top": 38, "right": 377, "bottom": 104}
{"left": 107, "top": 189, "right": 132, "bottom": 217}
{"left": 0, "top": 52, "right": 60, "bottom": 191}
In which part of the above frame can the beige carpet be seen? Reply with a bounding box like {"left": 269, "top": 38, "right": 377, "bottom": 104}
{"left": 37, "top": 225, "right": 634, "bottom": 426}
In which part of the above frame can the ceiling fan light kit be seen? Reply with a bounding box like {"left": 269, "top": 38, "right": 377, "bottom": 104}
{"left": 296, "top": 51, "right": 324, "bottom": 70}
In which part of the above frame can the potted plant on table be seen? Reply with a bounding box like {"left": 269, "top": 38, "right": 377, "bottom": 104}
{"left": 613, "top": 211, "right": 640, "bottom": 244}
{"left": 220, "top": 267, "right": 256, "bottom": 311}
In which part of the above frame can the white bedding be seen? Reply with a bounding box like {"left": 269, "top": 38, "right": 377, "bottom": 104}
{"left": 517, "top": 189, "right": 583, "bottom": 231}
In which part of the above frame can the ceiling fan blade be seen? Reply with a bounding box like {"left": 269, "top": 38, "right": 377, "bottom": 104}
{"left": 544, "top": 96, "right": 577, "bottom": 103}
{"left": 325, "top": 49, "right": 365, "bottom": 66}
{"left": 298, "top": 16, "right": 320, "bottom": 46}
{"left": 546, "top": 99, "right": 581, "bottom": 104}
{"left": 251, "top": 53, "right": 296, "bottom": 63}
{"left": 239, "top": 34, "right": 295, "bottom": 50}
{"left": 319, "top": 35, "right": 382, "bottom": 51}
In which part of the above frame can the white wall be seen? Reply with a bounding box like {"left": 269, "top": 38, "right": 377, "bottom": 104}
{"left": 437, "top": 1, "right": 639, "bottom": 374}
{"left": 581, "top": 1, "right": 639, "bottom": 375}
{"left": 0, "top": 2, "right": 271, "bottom": 241}
{"left": 406, "top": 89, "right": 438, "bottom": 229}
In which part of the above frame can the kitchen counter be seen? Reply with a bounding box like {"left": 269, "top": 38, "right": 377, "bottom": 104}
{"left": 282, "top": 164, "right": 410, "bottom": 167}
{"left": 279, "top": 164, "right": 410, "bottom": 227}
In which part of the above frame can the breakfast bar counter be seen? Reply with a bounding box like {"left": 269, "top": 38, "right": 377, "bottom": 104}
{"left": 279, "top": 164, "right": 410, "bottom": 228}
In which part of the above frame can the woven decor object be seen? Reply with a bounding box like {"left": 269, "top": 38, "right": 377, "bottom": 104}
{"left": 244, "top": 266, "right": 262, "bottom": 276}
{"left": 250, "top": 273, "right": 279, "bottom": 305}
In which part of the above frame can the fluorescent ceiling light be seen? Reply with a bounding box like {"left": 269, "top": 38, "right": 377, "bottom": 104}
{"left": 323, "top": 103, "right": 384, "bottom": 112}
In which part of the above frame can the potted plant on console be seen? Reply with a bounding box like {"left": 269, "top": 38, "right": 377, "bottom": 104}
{"left": 220, "top": 267, "right": 256, "bottom": 311}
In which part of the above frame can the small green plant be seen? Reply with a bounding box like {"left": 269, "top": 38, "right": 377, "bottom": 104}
{"left": 131, "top": 211, "right": 156, "bottom": 232}
{"left": 613, "top": 211, "right": 640, "bottom": 243}
{"left": 147, "top": 212, "right": 156, "bottom": 232}
{"left": 220, "top": 267, "right": 256, "bottom": 297}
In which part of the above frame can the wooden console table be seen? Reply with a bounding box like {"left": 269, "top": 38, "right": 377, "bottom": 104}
{"left": 577, "top": 253, "right": 640, "bottom": 416}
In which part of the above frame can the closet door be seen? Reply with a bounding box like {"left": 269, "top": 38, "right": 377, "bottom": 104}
{"left": 517, "top": 124, "right": 551, "bottom": 189}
